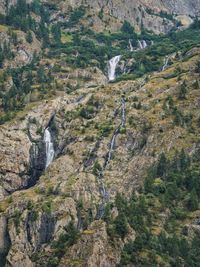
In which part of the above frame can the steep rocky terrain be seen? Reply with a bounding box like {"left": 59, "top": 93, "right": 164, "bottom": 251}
{"left": 0, "top": 0, "right": 200, "bottom": 266}
{"left": 1, "top": 0, "right": 200, "bottom": 33}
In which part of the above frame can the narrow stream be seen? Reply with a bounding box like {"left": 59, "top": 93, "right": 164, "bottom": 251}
{"left": 96, "top": 97, "right": 126, "bottom": 219}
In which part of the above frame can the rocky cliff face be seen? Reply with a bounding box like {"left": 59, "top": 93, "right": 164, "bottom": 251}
{"left": 0, "top": 0, "right": 199, "bottom": 33}
{"left": 0, "top": 0, "right": 200, "bottom": 266}
{"left": 57, "top": 0, "right": 199, "bottom": 33}
{"left": 59, "top": 0, "right": 200, "bottom": 16}
{"left": 0, "top": 45, "right": 200, "bottom": 266}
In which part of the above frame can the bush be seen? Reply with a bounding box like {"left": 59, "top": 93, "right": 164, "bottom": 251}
{"left": 51, "top": 222, "right": 79, "bottom": 259}
{"left": 26, "top": 31, "right": 33, "bottom": 43}
{"left": 195, "top": 61, "right": 200, "bottom": 73}
{"left": 92, "top": 161, "right": 102, "bottom": 176}
{"left": 121, "top": 20, "right": 135, "bottom": 35}
{"left": 114, "top": 213, "right": 128, "bottom": 239}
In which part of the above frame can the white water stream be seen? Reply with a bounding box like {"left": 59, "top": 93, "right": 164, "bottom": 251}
{"left": 44, "top": 128, "right": 54, "bottom": 168}
{"left": 108, "top": 55, "right": 121, "bottom": 81}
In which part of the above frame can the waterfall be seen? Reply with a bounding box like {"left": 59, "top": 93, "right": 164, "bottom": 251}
{"left": 108, "top": 55, "right": 121, "bottom": 81}
{"left": 44, "top": 128, "right": 54, "bottom": 168}
{"left": 162, "top": 56, "right": 169, "bottom": 71}
{"left": 96, "top": 97, "right": 126, "bottom": 219}
{"left": 121, "top": 98, "right": 126, "bottom": 128}
{"left": 129, "top": 39, "right": 134, "bottom": 52}
{"left": 138, "top": 40, "right": 143, "bottom": 49}
{"left": 105, "top": 98, "right": 126, "bottom": 166}
{"left": 107, "top": 129, "right": 118, "bottom": 163}
{"left": 142, "top": 40, "right": 147, "bottom": 49}
{"left": 138, "top": 40, "right": 147, "bottom": 50}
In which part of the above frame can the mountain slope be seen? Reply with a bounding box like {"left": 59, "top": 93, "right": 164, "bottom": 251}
{"left": 0, "top": 0, "right": 200, "bottom": 266}
{"left": 1, "top": 0, "right": 200, "bottom": 34}
{"left": 0, "top": 46, "right": 200, "bottom": 266}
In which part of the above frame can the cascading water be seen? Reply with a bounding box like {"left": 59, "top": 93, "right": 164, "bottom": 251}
{"left": 108, "top": 55, "right": 121, "bottom": 81}
{"left": 142, "top": 40, "right": 147, "bottom": 49}
{"left": 121, "top": 98, "right": 126, "bottom": 128}
{"left": 138, "top": 40, "right": 143, "bottom": 49}
{"left": 138, "top": 40, "right": 147, "bottom": 50}
{"left": 129, "top": 39, "right": 134, "bottom": 52}
{"left": 106, "top": 128, "right": 119, "bottom": 165}
{"left": 162, "top": 56, "right": 169, "bottom": 71}
{"left": 96, "top": 97, "right": 126, "bottom": 219}
{"left": 44, "top": 128, "right": 54, "bottom": 168}
{"left": 105, "top": 97, "right": 126, "bottom": 167}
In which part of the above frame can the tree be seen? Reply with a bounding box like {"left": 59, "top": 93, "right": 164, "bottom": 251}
{"left": 167, "top": 95, "right": 174, "bottom": 109}
{"left": 0, "top": 50, "right": 4, "bottom": 68}
{"left": 26, "top": 30, "right": 33, "bottom": 43}
{"left": 114, "top": 213, "right": 128, "bottom": 239}
{"left": 115, "top": 193, "right": 127, "bottom": 213}
{"left": 52, "top": 221, "right": 79, "bottom": 258}
{"left": 92, "top": 161, "right": 102, "bottom": 176}
{"left": 17, "top": 0, "right": 28, "bottom": 14}
{"left": 179, "top": 149, "right": 190, "bottom": 170}
{"left": 10, "top": 31, "right": 18, "bottom": 45}
{"left": 195, "top": 61, "right": 200, "bottom": 74}
{"left": 157, "top": 153, "right": 167, "bottom": 177}
{"left": 51, "top": 23, "right": 61, "bottom": 44}
{"left": 121, "top": 20, "right": 134, "bottom": 35}
{"left": 187, "top": 189, "right": 199, "bottom": 211}
{"left": 138, "top": 195, "right": 148, "bottom": 214}
{"left": 37, "top": 66, "right": 46, "bottom": 83}
{"left": 38, "top": 22, "right": 49, "bottom": 48}
{"left": 179, "top": 81, "right": 187, "bottom": 100}
{"left": 144, "top": 175, "right": 153, "bottom": 193}
{"left": 173, "top": 108, "right": 183, "bottom": 126}
{"left": 197, "top": 117, "right": 200, "bottom": 128}
{"left": 191, "top": 18, "right": 200, "bottom": 29}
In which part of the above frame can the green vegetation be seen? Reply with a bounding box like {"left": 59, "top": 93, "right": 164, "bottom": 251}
{"left": 196, "top": 61, "right": 200, "bottom": 73}
{"left": 121, "top": 20, "right": 136, "bottom": 35}
{"left": 0, "top": 0, "right": 199, "bottom": 125}
{"left": 92, "top": 161, "right": 102, "bottom": 176}
{"left": 102, "top": 148, "right": 200, "bottom": 266}
{"left": 79, "top": 96, "right": 100, "bottom": 119}
{"left": 49, "top": 24, "right": 200, "bottom": 78}
{"left": 145, "top": 8, "right": 175, "bottom": 22}
{"left": 0, "top": 0, "right": 50, "bottom": 47}
{"left": 178, "top": 81, "right": 188, "bottom": 100}
{"left": 49, "top": 222, "right": 80, "bottom": 266}
{"left": 64, "top": 6, "right": 85, "bottom": 28}
{"left": 12, "top": 209, "right": 21, "bottom": 234}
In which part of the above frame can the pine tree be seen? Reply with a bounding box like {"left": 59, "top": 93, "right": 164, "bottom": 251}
{"left": 26, "top": 31, "right": 33, "bottom": 43}
{"left": 179, "top": 81, "right": 187, "bottom": 100}
{"left": 0, "top": 49, "right": 4, "bottom": 68}
{"left": 187, "top": 189, "right": 199, "bottom": 211}
{"left": 121, "top": 20, "right": 135, "bottom": 35}
{"left": 144, "top": 175, "right": 153, "bottom": 193}
{"left": 157, "top": 153, "right": 167, "bottom": 178}
{"left": 115, "top": 193, "right": 128, "bottom": 213}
{"left": 196, "top": 61, "right": 200, "bottom": 73}
{"left": 51, "top": 23, "right": 61, "bottom": 45}
{"left": 114, "top": 213, "right": 128, "bottom": 239}
{"left": 179, "top": 149, "right": 190, "bottom": 170}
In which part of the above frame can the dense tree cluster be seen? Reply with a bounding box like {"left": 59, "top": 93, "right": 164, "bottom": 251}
{"left": 103, "top": 149, "right": 200, "bottom": 266}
